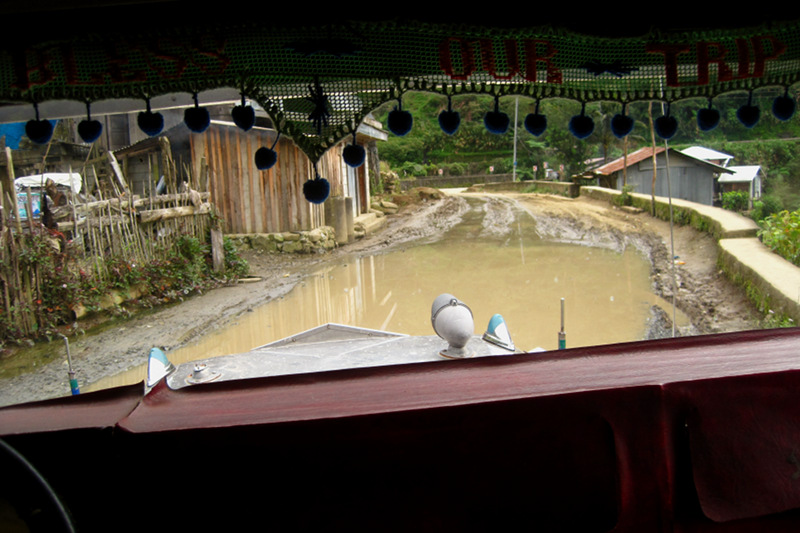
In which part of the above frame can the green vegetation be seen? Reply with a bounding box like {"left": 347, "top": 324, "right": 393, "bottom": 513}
{"left": 761, "top": 310, "right": 796, "bottom": 329}
{"left": 722, "top": 190, "right": 750, "bottom": 212}
{"left": 375, "top": 91, "right": 800, "bottom": 212}
{"left": 758, "top": 210, "right": 800, "bottom": 266}
{"left": 0, "top": 231, "right": 248, "bottom": 344}
{"left": 614, "top": 185, "right": 635, "bottom": 207}
{"left": 750, "top": 195, "right": 783, "bottom": 223}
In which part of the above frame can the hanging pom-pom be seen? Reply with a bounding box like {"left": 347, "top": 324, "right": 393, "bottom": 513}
{"left": 569, "top": 103, "right": 594, "bottom": 139}
{"left": 438, "top": 95, "right": 460, "bottom": 135}
{"left": 654, "top": 103, "right": 678, "bottom": 139}
{"left": 232, "top": 92, "right": 256, "bottom": 131}
{"left": 697, "top": 99, "right": 720, "bottom": 132}
{"left": 610, "top": 103, "right": 634, "bottom": 138}
{"left": 303, "top": 165, "right": 330, "bottom": 204}
{"left": 255, "top": 133, "right": 280, "bottom": 170}
{"left": 25, "top": 103, "right": 54, "bottom": 145}
{"left": 343, "top": 131, "right": 365, "bottom": 168}
{"left": 255, "top": 147, "right": 277, "bottom": 170}
{"left": 484, "top": 95, "right": 509, "bottom": 134}
{"left": 772, "top": 90, "right": 796, "bottom": 121}
{"left": 184, "top": 93, "right": 210, "bottom": 133}
{"left": 388, "top": 97, "right": 413, "bottom": 136}
{"left": 523, "top": 100, "right": 547, "bottom": 136}
{"left": 78, "top": 102, "right": 103, "bottom": 143}
{"left": 737, "top": 92, "right": 760, "bottom": 128}
{"left": 138, "top": 99, "right": 164, "bottom": 137}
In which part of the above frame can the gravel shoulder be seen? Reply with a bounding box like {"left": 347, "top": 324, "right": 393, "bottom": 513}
{"left": 0, "top": 191, "right": 762, "bottom": 407}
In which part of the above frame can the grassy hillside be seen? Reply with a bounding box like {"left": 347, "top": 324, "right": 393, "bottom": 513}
{"left": 374, "top": 91, "right": 800, "bottom": 211}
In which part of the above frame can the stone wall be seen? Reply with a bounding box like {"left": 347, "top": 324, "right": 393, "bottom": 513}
{"left": 227, "top": 226, "right": 337, "bottom": 254}
{"left": 399, "top": 173, "right": 515, "bottom": 191}
{"left": 473, "top": 180, "right": 579, "bottom": 197}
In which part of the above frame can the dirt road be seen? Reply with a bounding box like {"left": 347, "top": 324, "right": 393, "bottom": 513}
{"left": 0, "top": 191, "right": 762, "bottom": 407}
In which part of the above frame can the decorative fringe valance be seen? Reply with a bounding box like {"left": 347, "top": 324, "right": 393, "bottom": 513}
{"left": 3, "top": 18, "right": 800, "bottom": 162}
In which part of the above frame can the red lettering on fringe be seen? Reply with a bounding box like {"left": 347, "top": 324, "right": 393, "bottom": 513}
{"left": 697, "top": 41, "right": 732, "bottom": 84}
{"left": 439, "top": 37, "right": 476, "bottom": 80}
{"left": 750, "top": 35, "right": 787, "bottom": 77}
{"left": 477, "top": 39, "right": 520, "bottom": 79}
{"left": 645, "top": 43, "right": 691, "bottom": 86}
{"left": 522, "top": 39, "right": 561, "bottom": 84}
{"left": 11, "top": 49, "right": 55, "bottom": 90}
{"left": 648, "top": 35, "right": 786, "bottom": 86}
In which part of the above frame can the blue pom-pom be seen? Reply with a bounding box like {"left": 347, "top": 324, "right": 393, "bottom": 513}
{"left": 697, "top": 107, "right": 720, "bottom": 132}
{"left": 255, "top": 147, "right": 277, "bottom": 170}
{"left": 569, "top": 114, "right": 594, "bottom": 139}
{"left": 737, "top": 103, "right": 760, "bottom": 128}
{"left": 25, "top": 119, "right": 54, "bottom": 144}
{"left": 388, "top": 108, "right": 413, "bottom": 136}
{"left": 654, "top": 115, "right": 678, "bottom": 139}
{"left": 303, "top": 177, "right": 330, "bottom": 204}
{"left": 343, "top": 143, "right": 365, "bottom": 168}
{"left": 184, "top": 106, "right": 210, "bottom": 133}
{"left": 610, "top": 114, "right": 633, "bottom": 138}
{"left": 232, "top": 105, "right": 256, "bottom": 131}
{"left": 772, "top": 95, "right": 796, "bottom": 121}
{"left": 484, "top": 110, "right": 510, "bottom": 134}
{"left": 78, "top": 119, "right": 103, "bottom": 143}
{"left": 138, "top": 110, "right": 164, "bottom": 137}
{"left": 438, "top": 109, "right": 461, "bottom": 135}
{"left": 524, "top": 113, "right": 547, "bottom": 136}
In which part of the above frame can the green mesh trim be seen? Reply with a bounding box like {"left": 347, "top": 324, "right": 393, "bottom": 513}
{"left": 2, "top": 19, "right": 799, "bottom": 160}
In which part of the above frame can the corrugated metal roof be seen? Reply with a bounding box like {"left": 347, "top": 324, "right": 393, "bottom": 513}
{"left": 592, "top": 147, "right": 665, "bottom": 175}
{"left": 680, "top": 146, "right": 734, "bottom": 163}
{"left": 593, "top": 146, "right": 732, "bottom": 176}
{"left": 719, "top": 165, "right": 761, "bottom": 183}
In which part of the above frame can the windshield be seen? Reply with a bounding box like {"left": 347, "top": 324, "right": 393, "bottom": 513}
{"left": 0, "top": 14, "right": 799, "bottom": 407}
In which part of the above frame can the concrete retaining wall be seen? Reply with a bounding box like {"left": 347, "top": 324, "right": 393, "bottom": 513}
{"left": 718, "top": 239, "right": 800, "bottom": 324}
{"left": 582, "top": 186, "right": 799, "bottom": 324}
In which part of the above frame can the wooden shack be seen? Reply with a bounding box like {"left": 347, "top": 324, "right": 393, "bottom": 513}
{"left": 189, "top": 117, "right": 385, "bottom": 235}
{"left": 718, "top": 165, "right": 762, "bottom": 204}
{"left": 594, "top": 147, "right": 732, "bottom": 206}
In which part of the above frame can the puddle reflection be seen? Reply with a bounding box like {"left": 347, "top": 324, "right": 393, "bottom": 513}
{"left": 87, "top": 197, "right": 688, "bottom": 391}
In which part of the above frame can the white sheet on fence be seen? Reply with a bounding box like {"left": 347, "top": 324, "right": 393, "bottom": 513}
{"left": 14, "top": 173, "right": 82, "bottom": 194}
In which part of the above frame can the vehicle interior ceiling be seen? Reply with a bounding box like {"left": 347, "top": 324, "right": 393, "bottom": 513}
{"left": 0, "top": 1, "right": 798, "bottom": 39}
{"left": 0, "top": 1, "right": 795, "bottom": 122}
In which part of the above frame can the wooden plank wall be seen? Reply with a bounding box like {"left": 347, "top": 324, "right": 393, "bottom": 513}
{"left": 192, "top": 124, "right": 343, "bottom": 234}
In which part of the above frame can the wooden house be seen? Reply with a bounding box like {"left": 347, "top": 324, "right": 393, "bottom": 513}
{"left": 679, "top": 147, "right": 762, "bottom": 206}
{"left": 110, "top": 105, "right": 386, "bottom": 236}
{"left": 188, "top": 115, "right": 386, "bottom": 235}
{"left": 593, "top": 147, "right": 732, "bottom": 206}
{"left": 718, "top": 166, "right": 762, "bottom": 204}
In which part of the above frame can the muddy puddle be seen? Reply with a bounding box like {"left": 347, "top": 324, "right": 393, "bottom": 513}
{"left": 86, "top": 196, "right": 688, "bottom": 392}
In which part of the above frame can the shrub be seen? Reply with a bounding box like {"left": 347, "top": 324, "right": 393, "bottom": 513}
{"left": 223, "top": 237, "right": 249, "bottom": 279}
{"left": 397, "top": 161, "right": 427, "bottom": 177}
{"left": 439, "top": 162, "right": 468, "bottom": 176}
{"left": 1, "top": 229, "right": 251, "bottom": 343}
{"left": 750, "top": 194, "right": 782, "bottom": 222}
{"left": 721, "top": 190, "right": 749, "bottom": 212}
{"left": 614, "top": 185, "right": 635, "bottom": 207}
{"left": 758, "top": 209, "right": 800, "bottom": 266}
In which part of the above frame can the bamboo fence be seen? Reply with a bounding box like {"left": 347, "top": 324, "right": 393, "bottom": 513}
{"left": 1, "top": 148, "right": 214, "bottom": 339}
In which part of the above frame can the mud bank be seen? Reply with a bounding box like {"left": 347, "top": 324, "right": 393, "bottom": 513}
{"left": 0, "top": 192, "right": 762, "bottom": 407}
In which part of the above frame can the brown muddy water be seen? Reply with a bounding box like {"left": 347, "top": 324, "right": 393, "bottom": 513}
{"left": 86, "top": 196, "right": 687, "bottom": 392}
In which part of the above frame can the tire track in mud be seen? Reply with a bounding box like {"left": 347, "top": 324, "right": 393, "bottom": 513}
{"left": 478, "top": 195, "right": 519, "bottom": 239}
